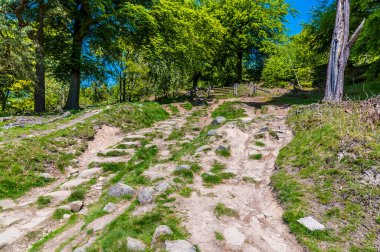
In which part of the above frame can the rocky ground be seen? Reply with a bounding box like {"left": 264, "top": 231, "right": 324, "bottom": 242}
{"left": 0, "top": 99, "right": 305, "bottom": 252}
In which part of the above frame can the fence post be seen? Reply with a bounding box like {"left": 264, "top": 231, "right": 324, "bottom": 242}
{"left": 253, "top": 83, "right": 257, "bottom": 95}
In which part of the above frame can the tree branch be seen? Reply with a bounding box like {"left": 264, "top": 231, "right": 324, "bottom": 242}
{"left": 347, "top": 18, "right": 365, "bottom": 49}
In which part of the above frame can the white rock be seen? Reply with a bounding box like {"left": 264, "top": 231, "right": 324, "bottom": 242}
{"left": 70, "top": 201, "right": 83, "bottom": 212}
{"left": 211, "top": 116, "right": 226, "bottom": 125}
{"left": 155, "top": 182, "right": 171, "bottom": 193}
{"left": 175, "top": 165, "right": 191, "bottom": 172}
{"left": 297, "top": 216, "right": 325, "bottom": 231}
{"left": 45, "top": 190, "right": 71, "bottom": 202}
{"left": 108, "top": 183, "right": 135, "bottom": 197}
{"left": 207, "top": 130, "right": 217, "bottom": 136}
{"left": 223, "top": 227, "right": 246, "bottom": 248}
{"left": 165, "top": 240, "right": 196, "bottom": 252}
{"left": 60, "top": 179, "right": 89, "bottom": 190}
{"left": 78, "top": 168, "right": 101, "bottom": 179}
{"left": 63, "top": 214, "right": 71, "bottom": 219}
{"left": 126, "top": 237, "right": 146, "bottom": 251}
{"left": 103, "top": 202, "right": 117, "bottom": 213}
{"left": 39, "top": 173, "right": 54, "bottom": 180}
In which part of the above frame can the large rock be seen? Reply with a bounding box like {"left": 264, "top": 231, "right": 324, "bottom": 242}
{"left": 108, "top": 183, "right": 135, "bottom": 197}
{"left": 223, "top": 227, "right": 246, "bottom": 248}
{"left": 211, "top": 116, "right": 226, "bottom": 125}
{"left": 165, "top": 240, "right": 196, "bottom": 252}
{"left": 70, "top": 201, "right": 83, "bottom": 212}
{"left": 39, "top": 173, "right": 54, "bottom": 180}
{"left": 103, "top": 202, "right": 117, "bottom": 213}
{"left": 138, "top": 187, "right": 155, "bottom": 204}
{"left": 78, "top": 168, "right": 101, "bottom": 179}
{"left": 126, "top": 237, "right": 146, "bottom": 251}
{"left": 155, "top": 182, "right": 171, "bottom": 193}
{"left": 151, "top": 225, "right": 173, "bottom": 246}
{"left": 297, "top": 216, "right": 325, "bottom": 231}
{"left": 0, "top": 227, "right": 23, "bottom": 248}
{"left": 216, "top": 145, "right": 228, "bottom": 152}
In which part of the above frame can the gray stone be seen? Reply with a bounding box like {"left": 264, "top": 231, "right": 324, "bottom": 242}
{"left": 60, "top": 179, "right": 89, "bottom": 190}
{"left": 126, "top": 237, "right": 146, "bottom": 251}
{"left": 39, "top": 173, "right": 54, "bottom": 180}
{"left": 207, "top": 130, "right": 217, "bottom": 136}
{"left": 78, "top": 168, "right": 101, "bottom": 179}
{"left": 223, "top": 227, "right": 246, "bottom": 248}
{"left": 152, "top": 225, "right": 173, "bottom": 245}
{"left": 0, "top": 199, "right": 16, "bottom": 210}
{"left": 196, "top": 145, "right": 211, "bottom": 153}
{"left": 297, "top": 216, "right": 325, "bottom": 231}
{"left": 155, "top": 182, "right": 171, "bottom": 193}
{"left": 108, "top": 183, "right": 135, "bottom": 197}
{"left": 138, "top": 187, "right": 155, "bottom": 204}
{"left": 259, "top": 127, "right": 269, "bottom": 133}
{"left": 165, "top": 240, "right": 196, "bottom": 252}
{"left": 175, "top": 165, "right": 191, "bottom": 172}
{"left": 211, "top": 116, "right": 226, "bottom": 125}
{"left": 103, "top": 202, "right": 117, "bottom": 213}
{"left": 70, "top": 201, "right": 83, "bottom": 212}
{"left": 216, "top": 145, "right": 228, "bottom": 152}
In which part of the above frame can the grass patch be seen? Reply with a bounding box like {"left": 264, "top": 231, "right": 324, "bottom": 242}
{"left": 242, "top": 176, "right": 257, "bottom": 184}
{"left": 179, "top": 187, "right": 193, "bottom": 198}
{"left": 249, "top": 153, "right": 263, "bottom": 160}
{"left": 272, "top": 102, "right": 380, "bottom": 250}
{"left": 52, "top": 208, "right": 71, "bottom": 220}
{"left": 36, "top": 196, "right": 52, "bottom": 208}
{"left": 214, "top": 203, "right": 238, "bottom": 219}
{"left": 97, "top": 150, "right": 128, "bottom": 157}
{"left": 166, "top": 128, "right": 185, "bottom": 141}
{"left": 100, "top": 162, "right": 127, "bottom": 172}
{"left": 215, "top": 231, "right": 225, "bottom": 241}
{"left": 168, "top": 104, "right": 180, "bottom": 114}
{"left": 181, "top": 101, "right": 193, "bottom": 111}
{"left": 215, "top": 147, "right": 231, "bottom": 157}
{"left": 202, "top": 161, "right": 235, "bottom": 186}
{"left": 68, "top": 188, "right": 86, "bottom": 202}
{"left": 254, "top": 141, "right": 265, "bottom": 147}
{"left": 211, "top": 102, "right": 246, "bottom": 120}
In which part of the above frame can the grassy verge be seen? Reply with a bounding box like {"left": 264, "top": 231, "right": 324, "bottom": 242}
{"left": 0, "top": 102, "right": 169, "bottom": 199}
{"left": 272, "top": 102, "right": 380, "bottom": 251}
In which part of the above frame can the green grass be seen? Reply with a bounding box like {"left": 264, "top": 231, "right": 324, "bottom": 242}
{"left": 214, "top": 203, "right": 238, "bottom": 219}
{"left": 249, "top": 153, "right": 263, "bottom": 160}
{"left": 52, "top": 208, "right": 71, "bottom": 220}
{"left": 179, "top": 187, "right": 193, "bottom": 197}
{"left": 215, "top": 231, "right": 225, "bottom": 241}
{"left": 242, "top": 176, "right": 257, "bottom": 184}
{"left": 211, "top": 102, "right": 246, "bottom": 120}
{"left": 166, "top": 128, "right": 185, "bottom": 141}
{"left": 36, "top": 196, "right": 52, "bottom": 208}
{"left": 201, "top": 161, "right": 236, "bottom": 186}
{"left": 215, "top": 147, "right": 231, "bottom": 157}
{"left": 0, "top": 102, "right": 169, "bottom": 200}
{"left": 97, "top": 150, "right": 128, "bottom": 157}
{"left": 181, "top": 101, "right": 193, "bottom": 111}
{"left": 168, "top": 104, "right": 180, "bottom": 114}
{"left": 67, "top": 188, "right": 86, "bottom": 202}
{"left": 254, "top": 141, "right": 265, "bottom": 147}
{"left": 272, "top": 102, "right": 380, "bottom": 251}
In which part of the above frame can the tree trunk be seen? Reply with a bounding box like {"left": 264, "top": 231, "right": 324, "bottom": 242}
{"left": 324, "top": 0, "right": 365, "bottom": 102}
{"left": 65, "top": 18, "right": 84, "bottom": 110}
{"left": 34, "top": 0, "right": 45, "bottom": 113}
{"left": 191, "top": 72, "right": 201, "bottom": 99}
{"left": 236, "top": 51, "right": 243, "bottom": 83}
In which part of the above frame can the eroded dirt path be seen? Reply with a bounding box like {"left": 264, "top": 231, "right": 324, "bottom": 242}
{"left": 176, "top": 103, "right": 303, "bottom": 252}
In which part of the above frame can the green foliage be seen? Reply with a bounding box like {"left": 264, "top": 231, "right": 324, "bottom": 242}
{"left": 249, "top": 153, "right": 263, "bottom": 160}
{"left": 211, "top": 102, "right": 246, "bottom": 120}
{"left": 36, "top": 196, "right": 52, "bottom": 208}
{"left": 68, "top": 188, "right": 86, "bottom": 202}
{"left": 181, "top": 101, "right": 193, "bottom": 111}
{"left": 214, "top": 203, "right": 238, "bottom": 219}
{"left": 52, "top": 208, "right": 71, "bottom": 220}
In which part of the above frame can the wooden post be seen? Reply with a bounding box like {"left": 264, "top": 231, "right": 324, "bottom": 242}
{"left": 324, "top": 0, "right": 365, "bottom": 102}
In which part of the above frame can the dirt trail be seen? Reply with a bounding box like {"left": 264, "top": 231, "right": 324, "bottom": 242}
{"left": 176, "top": 103, "right": 303, "bottom": 252}
{"left": 0, "top": 99, "right": 303, "bottom": 252}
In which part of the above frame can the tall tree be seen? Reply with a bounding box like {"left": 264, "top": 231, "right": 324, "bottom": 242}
{"left": 324, "top": 0, "right": 365, "bottom": 102}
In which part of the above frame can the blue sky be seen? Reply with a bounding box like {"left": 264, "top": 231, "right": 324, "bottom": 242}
{"left": 285, "top": 0, "right": 320, "bottom": 35}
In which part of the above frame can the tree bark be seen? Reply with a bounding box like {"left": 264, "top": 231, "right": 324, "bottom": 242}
{"left": 324, "top": 0, "right": 365, "bottom": 102}
{"left": 236, "top": 51, "right": 243, "bottom": 83}
{"left": 191, "top": 72, "right": 201, "bottom": 99}
{"left": 34, "top": 0, "right": 45, "bottom": 113}
{"left": 65, "top": 15, "right": 84, "bottom": 110}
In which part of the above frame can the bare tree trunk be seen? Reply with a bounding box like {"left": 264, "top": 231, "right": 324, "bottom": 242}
{"left": 324, "top": 0, "right": 365, "bottom": 102}
{"left": 236, "top": 51, "right": 243, "bottom": 83}
{"left": 34, "top": 0, "right": 45, "bottom": 113}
